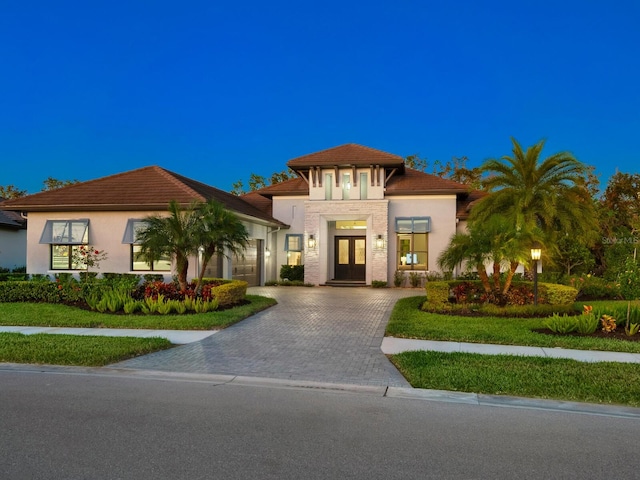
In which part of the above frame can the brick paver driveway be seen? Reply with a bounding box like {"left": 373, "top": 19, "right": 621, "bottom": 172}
{"left": 113, "top": 286, "right": 418, "bottom": 387}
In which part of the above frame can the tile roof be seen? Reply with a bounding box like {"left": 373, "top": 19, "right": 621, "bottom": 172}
{"left": 0, "top": 199, "right": 26, "bottom": 229}
{"left": 456, "top": 190, "right": 487, "bottom": 220}
{"left": 287, "top": 143, "right": 405, "bottom": 169}
{"left": 0, "top": 166, "right": 286, "bottom": 226}
{"left": 384, "top": 167, "right": 471, "bottom": 195}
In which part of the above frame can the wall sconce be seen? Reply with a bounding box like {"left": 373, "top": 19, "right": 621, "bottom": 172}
{"left": 265, "top": 248, "right": 271, "bottom": 258}
{"left": 376, "top": 234, "right": 385, "bottom": 249}
{"left": 308, "top": 234, "right": 316, "bottom": 249}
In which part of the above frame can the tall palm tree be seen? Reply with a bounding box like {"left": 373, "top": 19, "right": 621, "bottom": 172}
{"left": 136, "top": 200, "right": 199, "bottom": 291}
{"left": 471, "top": 138, "right": 598, "bottom": 246}
{"left": 192, "top": 200, "right": 249, "bottom": 293}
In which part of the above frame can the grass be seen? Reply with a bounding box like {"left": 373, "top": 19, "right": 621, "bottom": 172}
{"left": 386, "top": 296, "right": 640, "bottom": 353}
{"left": 390, "top": 350, "right": 640, "bottom": 407}
{"left": 0, "top": 332, "right": 172, "bottom": 366}
{"left": 0, "top": 294, "right": 277, "bottom": 330}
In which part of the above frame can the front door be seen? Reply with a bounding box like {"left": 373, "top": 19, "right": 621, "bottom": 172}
{"left": 334, "top": 236, "right": 366, "bottom": 281}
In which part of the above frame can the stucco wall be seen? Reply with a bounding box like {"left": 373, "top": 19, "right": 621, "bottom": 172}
{"left": 388, "top": 195, "right": 458, "bottom": 280}
{"left": 0, "top": 228, "right": 27, "bottom": 270}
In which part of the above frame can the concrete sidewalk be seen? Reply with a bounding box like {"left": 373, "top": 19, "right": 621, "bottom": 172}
{"left": 381, "top": 337, "right": 640, "bottom": 364}
{"left": 3, "top": 325, "right": 640, "bottom": 364}
{"left": 0, "top": 326, "right": 218, "bottom": 345}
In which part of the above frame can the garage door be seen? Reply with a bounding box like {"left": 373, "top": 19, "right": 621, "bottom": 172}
{"left": 232, "top": 239, "right": 262, "bottom": 286}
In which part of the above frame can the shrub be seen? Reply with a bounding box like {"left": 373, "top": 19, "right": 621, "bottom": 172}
{"left": 408, "top": 272, "right": 423, "bottom": 288}
{"left": 543, "top": 313, "right": 577, "bottom": 334}
{"left": 211, "top": 280, "right": 247, "bottom": 307}
{"left": 423, "top": 282, "right": 451, "bottom": 309}
{"left": 371, "top": 280, "right": 388, "bottom": 288}
{"left": 538, "top": 283, "right": 578, "bottom": 305}
{"left": 280, "top": 265, "right": 304, "bottom": 282}
{"left": 0, "top": 281, "right": 62, "bottom": 303}
{"left": 393, "top": 270, "right": 405, "bottom": 287}
{"left": 570, "top": 275, "right": 621, "bottom": 300}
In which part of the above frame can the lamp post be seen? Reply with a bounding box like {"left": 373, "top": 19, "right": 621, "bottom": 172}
{"left": 531, "top": 244, "right": 542, "bottom": 306}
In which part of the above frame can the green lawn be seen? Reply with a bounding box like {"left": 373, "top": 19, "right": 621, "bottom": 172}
{"left": 0, "top": 332, "right": 172, "bottom": 366}
{"left": 386, "top": 296, "right": 640, "bottom": 353}
{"left": 387, "top": 296, "right": 640, "bottom": 407}
{"left": 0, "top": 295, "right": 277, "bottom": 366}
{"left": 390, "top": 350, "right": 640, "bottom": 407}
{"left": 0, "top": 294, "right": 277, "bottom": 330}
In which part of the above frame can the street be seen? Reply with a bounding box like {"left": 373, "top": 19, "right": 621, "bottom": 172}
{"left": 1, "top": 367, "right": 638, "bottom": 479}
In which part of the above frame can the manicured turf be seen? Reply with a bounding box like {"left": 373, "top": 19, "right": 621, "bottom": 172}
{"left": 390, "top": 350, "right": 640, "bottom": 407}
{"left": 386, "top": 296, "right": 640, "bottom": 353}
{"left": 0, "top": 332, "right": 172, "bottom": 366}
{"left": 0, "top": 294, "right": 277, "bottom": 330}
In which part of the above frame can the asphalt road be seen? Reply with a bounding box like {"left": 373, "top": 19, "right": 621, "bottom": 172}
{"left": 2, "top": 368, "right": 639, "bottom": 480}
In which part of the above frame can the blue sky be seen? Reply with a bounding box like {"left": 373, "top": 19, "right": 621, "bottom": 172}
{"left": 1, "top": 1, "right": 638, "bottom": 195}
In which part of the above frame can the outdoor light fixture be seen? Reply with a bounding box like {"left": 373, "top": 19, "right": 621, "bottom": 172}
{"left": 265, "top": 248, "right": 271, "bottom": 258}
{"left": 531, "top": 243, "right": 542, "bottom": 306}
{"left": 376, "top": 234, "right": 385, "bottom": 249}
{"left": 308, "top": 234, "right": 316, "bottom": 249}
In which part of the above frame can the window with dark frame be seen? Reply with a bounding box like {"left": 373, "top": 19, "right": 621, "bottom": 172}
{"left": 395, "top": 217, "right": 430, "bottom": 270}
{"left": 284, "top": 233, "right": 303, "bottom": 266}
{"left": 40, "top": 219, "right": 90, "bottom": 270}
{"left": 123, "top": 219, "right": 171, "bottom": 272}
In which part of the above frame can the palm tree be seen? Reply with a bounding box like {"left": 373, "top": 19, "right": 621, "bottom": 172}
{"left": 192, "top": 200, "right": 249, "bottom": 293}
{"left": 438, "top": 215, "right": 542, "bottom": 298}
{"left": 135, "top": 200, "right": 199, "bottom": 291}
{"left": 470, "top": 138, "right": 598, "bottom": 247}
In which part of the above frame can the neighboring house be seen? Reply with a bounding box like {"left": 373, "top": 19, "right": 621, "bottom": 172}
{"left": 0, "top": 144, "right": 481, "bottom": 286}
{"left": 0, "top": 167, "right": 287, "bottom": 286}
{"left": 0, "top": 199, "right": 27, "bottom": 271}
{"left": 241, "top": 144, "right": 480, "bottom": 285}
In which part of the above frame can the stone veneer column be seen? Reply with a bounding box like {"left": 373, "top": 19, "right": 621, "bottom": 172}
{"left": 304, "top": 200, "right": 389, "bottom": 285}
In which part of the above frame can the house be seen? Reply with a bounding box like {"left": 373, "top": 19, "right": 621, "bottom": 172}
{"left": 0, "top": 167, "right": 287, "bottom": 286}
{"left": 241, "top": 144, "right": 480, "bottom": 285}
{"left": 0, "top": 200, "right": 27, "bottom": 271}
{"left": 0, "top": 144, "right": 479, "bottom": 286}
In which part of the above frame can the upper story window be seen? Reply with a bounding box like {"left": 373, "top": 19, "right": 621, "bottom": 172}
{"left": 122, "top": 219, "right": 171, "bottom": 271}
{"left": 39, "top": 219, "right": 89, "bottom": 270}
{"left": 359, "top": 172, "right": 368, "bottom": 199}
{"left": 342, "top": 173, "right": 351, "bottom": 200}
{"left": 325, "top": 173, "right": 333, "bottom": 200}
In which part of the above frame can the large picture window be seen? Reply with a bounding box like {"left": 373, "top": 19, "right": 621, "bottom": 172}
{"left": 40, "top": 219, "right": 90, "bottom": 270}
{"left": 395, "top": 217, "right": 430, "bottom": 270}
{"left": 284, "top": 233, "right": 303, "bottom": 266}
{"left": 123, "top": 219, "right": 171, "bottom": 272}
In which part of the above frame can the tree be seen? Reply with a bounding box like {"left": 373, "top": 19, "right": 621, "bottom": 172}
{"left": 552, "top": 235, "right": 595, "bottom": 276}
{"left": 404, "top": 155, "right": 483, "bottom": 190}
{"left": 231, "top": 169, "right": 296, "bottom": 196}
{"left": 192, "top": 200, "right": 249, "bottom": 293}
{"left": 470, "top": 138, "right": 598, "bottom": 248}
{"left": 0, "top": 184, "right": 27, "bottom": 199}
{"left": 438, "top": 215, "right": 537, "bottom": 298}
{"left": 42, "top": 177, "right": 80, "bottom": 191}
{"left": 135, "top": 200, "right": 249, "bottom": 293}
{"left": 136, "top": 200, "right": 199, "bottom": 292}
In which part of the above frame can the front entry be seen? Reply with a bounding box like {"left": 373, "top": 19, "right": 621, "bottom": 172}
{"left": 334, "top": 236, "right": 366, "bottom": 281}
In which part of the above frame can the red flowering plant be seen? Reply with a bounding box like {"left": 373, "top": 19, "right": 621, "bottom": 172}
{"left": 71, "top": 245, "right": 108, "bottom": 282}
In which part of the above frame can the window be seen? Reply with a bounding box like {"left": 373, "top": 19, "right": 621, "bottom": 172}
{"left": 122, "top": 219, "right": 171, "bottom": 271}
{"left": 40, "top": 219, "right": 90, "bottom": 270}
{"left": 395, "top": 217, "right": 430, "bottom": 270}
{"left": 342, "top": 173, "right": 351, "bottom": 200}
{"left": 284, "top": 233, "right": 303, "bottom": 266}
{"left": 325, "top": 173, "right": 333, "bottom": 200}
{"left": 359, "top": 172, "right": 368, "bottom": 199}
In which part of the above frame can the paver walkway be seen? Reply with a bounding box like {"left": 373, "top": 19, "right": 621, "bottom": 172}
{"left": 112, "top": 286, "right": 418, "bottom": 387}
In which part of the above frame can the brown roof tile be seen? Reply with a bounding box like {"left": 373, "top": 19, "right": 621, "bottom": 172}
{"left": 287, "top": 143, "right": 405, "bottom": 169}
{"left": 456, "top": 190, "right": 487, "bottom": 220}
{"left": 249, "top": 177, "right": 309, "bottom": 197}
{"left": 385, "top": 168, "right": 471, "bottom": 195}
{"left": 0, "top": 166, "right": 285, "bottom": 226}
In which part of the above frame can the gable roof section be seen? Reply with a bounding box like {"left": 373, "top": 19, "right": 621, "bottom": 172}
{"left": 0, "top": 166, "right": 286, "bottom": 226}
{"left": 0, "top": 199, "right": 26, "bottom": 229}
{"left": 287, "top": 143, "right": 405, "bottom": 169}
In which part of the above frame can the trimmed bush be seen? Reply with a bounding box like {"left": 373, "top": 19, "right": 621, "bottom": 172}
{"left": 0, "top": 281, "right": 62, "bottom": 303}
{"left": 211, "top": 280, "right": 248, "bottom": 307}
{"left": 424, "top": 281, "right": 451, "bottom": 308}
{"left": 538, "top": 283, "right": 578, "bottom": 305}
{"left": 280, "top": 265, "right": 304, "bottom": 282}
